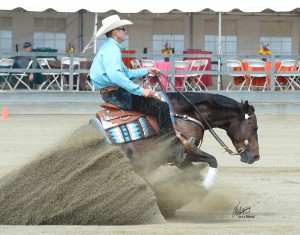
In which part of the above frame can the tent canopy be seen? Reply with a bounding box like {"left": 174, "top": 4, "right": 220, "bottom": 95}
{"left": 1, "top": 0, "right": 299, "bottom": 13}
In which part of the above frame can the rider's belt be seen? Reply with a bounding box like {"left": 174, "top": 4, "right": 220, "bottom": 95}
{"left": 100, "top": 86, "right": 120, "bottom": 97}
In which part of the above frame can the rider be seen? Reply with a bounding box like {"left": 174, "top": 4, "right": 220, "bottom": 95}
{"left": 90, "top": 14, "right": 192, "bottom": 164}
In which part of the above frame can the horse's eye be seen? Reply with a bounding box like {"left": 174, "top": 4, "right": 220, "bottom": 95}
{"left": 252, "top": 126, "right": 258, "bottom": 132}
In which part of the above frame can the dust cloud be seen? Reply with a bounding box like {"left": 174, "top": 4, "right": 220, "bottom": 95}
{"left": 146, "top": 164, "right": 207, "bottom": 218}
{"left": 0, "top": 124, "right": 165, "bottom": 225}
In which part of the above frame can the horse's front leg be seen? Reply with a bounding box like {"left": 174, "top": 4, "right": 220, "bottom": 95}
{"left": 185, "top": 146, "right": 218, "bottom": 190}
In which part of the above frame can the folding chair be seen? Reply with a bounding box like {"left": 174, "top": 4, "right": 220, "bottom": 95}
{"left": 11, "top": 60, "right": 33, "bottom": 90}
{"left": 85, "top": 72, "right": 95, "bottom": 91}
{"left": 185, "top": 59, "right": 208, "bottom": 91}
{"left": 288, "top": 61, "right": 300, "bottom": 90}
{"left": 285, "top": 60, "right": 300, "bottom": 90}
{"left": 130, "top": 59, "right": 142, "bottom": 69}
{"left": 129, "top": 59, "right": 146, "bottom": 85}
{"left": 248, "top": 60, "right": 268, "bottom": 91}
{"left": 168, "top": 60, "right": 189, "bottom": 91}
{"left": 60, "top": 57, "right": 80, "bottom": 91}
{"left": 141, "top": 59, "right": 158, "bottom": 90}
{"left": 274, "top": 60, "right": 297, "bottom": 91}
{"left": 37, "top": 58, "right": 61, "bottom": 90}
{"left": 226, "top": 60, "right": 248, "bottom": 91}
{"left": 0, "top": 58, "right": 14, "bottom": 90}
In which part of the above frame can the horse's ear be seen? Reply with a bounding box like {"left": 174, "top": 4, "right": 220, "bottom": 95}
{"left": 241, "top": 100, "right": 249, "bottom": 113}
{"left": 242, "top": 100, "right": 255, "bottom": 115}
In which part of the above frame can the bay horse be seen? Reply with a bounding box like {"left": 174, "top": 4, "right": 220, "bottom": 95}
{"left": 90, "top": 91, "right": 260, "bottom": 217}
{"left": 120, "top": 91, "right": 260, "bottom": 171}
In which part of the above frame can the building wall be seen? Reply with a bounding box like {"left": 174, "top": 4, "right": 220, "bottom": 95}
{"left": 1, "top": 11, "right": 299, "bottom": 55}
{"left": 2, "top": 11, "right": 299, "bottom": 89}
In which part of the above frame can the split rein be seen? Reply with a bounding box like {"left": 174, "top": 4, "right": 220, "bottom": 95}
{"left": 154, "top": 73, "right": 251, "bottom": 156}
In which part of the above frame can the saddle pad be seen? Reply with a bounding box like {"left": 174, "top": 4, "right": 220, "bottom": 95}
{"left": 90, "top": 91, "right": 174, "bottom": 144}
{"left": 90, "top": 116, "right": 157, "bottom": 144}
{"left": 96, "top": 109, "right": 144, "bottom": 129}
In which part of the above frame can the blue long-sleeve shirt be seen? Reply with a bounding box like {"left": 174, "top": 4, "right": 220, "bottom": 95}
{"left": 90, "top": 38, "right": 148, "bottom": 96}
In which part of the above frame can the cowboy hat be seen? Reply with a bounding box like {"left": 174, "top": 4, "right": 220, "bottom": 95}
{"left": 96, "top": 15, "right": 133, "bottom": 37}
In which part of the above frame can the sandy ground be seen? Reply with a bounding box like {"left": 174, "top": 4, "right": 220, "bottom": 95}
{"left": 0, "top": 114, "right": 300, "bottom": 234}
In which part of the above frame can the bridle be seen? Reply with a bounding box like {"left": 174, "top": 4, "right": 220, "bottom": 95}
{"left": 155, "top": 73, "right": 255, "bottom": 156}
{"left": 232, "top": 113, "right": 255, "bottom": 155}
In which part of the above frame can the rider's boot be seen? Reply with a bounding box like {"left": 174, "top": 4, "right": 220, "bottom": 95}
{"left": 175, "top": 130, "right": 196, "bottom": 153}
{"left": 159, "top": 133, "right": 195, "bottom": 166}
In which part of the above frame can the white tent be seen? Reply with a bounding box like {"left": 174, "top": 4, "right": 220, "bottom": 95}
{"left": 1, "top": 1, "right": 299, "bottom": 90}
{"left": 1, "top": 0, "right": 299, "bottom": 13}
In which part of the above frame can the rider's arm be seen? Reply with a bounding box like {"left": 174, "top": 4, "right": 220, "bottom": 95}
{"left": 104, "top": 47, "right": 146, "bottom": 96}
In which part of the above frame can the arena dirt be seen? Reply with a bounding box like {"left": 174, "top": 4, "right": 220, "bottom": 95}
{"left": 0, "top": 114, "right": 300, "bottom": 234}
{"left": 0, "top": 123, "right": 209, "bottom": 225}
{"left": 0, "top": 125, "right": 166, "bottom": 225}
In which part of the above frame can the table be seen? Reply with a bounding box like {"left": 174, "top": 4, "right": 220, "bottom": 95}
{"left": 154, "top": 60, "right": 212, "bottom": 90}
{"left": 47, "top": 59, "right": 92, "bottom": 91}
{"left": 239, "top": 61, "right": 297, "bottom": 88}
{"left": 154, "top": 61, "right": 171, "bottom": 88}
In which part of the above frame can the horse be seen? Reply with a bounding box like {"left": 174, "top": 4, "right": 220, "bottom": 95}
{"left": 89, "top": 91, "right": 260, "bottom": 217}
{"left": 114, "top": 91, "right": 259, "bottom": 167}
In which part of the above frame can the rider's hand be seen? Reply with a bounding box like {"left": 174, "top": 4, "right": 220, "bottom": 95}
{"left": 143, "top": 88, "right": 155, "bottom": 97}
{"left": 147, "top": 67, "right": 160, "bottom": 76}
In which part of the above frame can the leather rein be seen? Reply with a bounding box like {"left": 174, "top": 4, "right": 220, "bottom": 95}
{"left": 155, "top": 73, "right": 252, "bottom": 156}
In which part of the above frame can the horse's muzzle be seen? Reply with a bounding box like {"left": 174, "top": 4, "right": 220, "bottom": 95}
{"left": 240, "top": 152, "right": 260, "bottom": 164}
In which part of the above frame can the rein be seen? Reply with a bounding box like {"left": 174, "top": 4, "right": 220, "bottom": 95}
{"left": 155, "top": 73, "right": 244, "bottom": 156}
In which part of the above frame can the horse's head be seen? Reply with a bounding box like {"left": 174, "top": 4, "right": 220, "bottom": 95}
{"left": 227, "top": 100, "right": 260, "bottom": 164}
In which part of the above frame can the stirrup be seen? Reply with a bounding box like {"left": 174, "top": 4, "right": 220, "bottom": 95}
{"left": 183, "top": 137, "right": 196, "bottom": 152}
{"left": 187, "top": 137, "right": 196, "bottom": 145}
{"left": 176, "top": 132, "right": 196, "bottom": 152}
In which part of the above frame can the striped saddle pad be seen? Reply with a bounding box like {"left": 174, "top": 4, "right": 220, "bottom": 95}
{"left": 90, "top": 102, "right": 159, "bottom": 144}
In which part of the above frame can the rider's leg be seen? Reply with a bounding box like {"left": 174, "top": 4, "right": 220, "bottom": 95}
{"left": 131, "top": 95, "right": 191, "bottom": 164}
{"left": 131, "top": 95, "right": 172, "bottom": 133}
{"left": 102, "top": 88, "right": 194, "bottom": 164}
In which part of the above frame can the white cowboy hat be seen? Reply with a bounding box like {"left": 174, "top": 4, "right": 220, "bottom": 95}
{"left": 96, "top": 15, "right": 133, "bottom": 37}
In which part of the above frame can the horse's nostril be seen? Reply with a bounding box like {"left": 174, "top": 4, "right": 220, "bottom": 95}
{"left": 254, "top": 155, "right": 260, "bottom": 161}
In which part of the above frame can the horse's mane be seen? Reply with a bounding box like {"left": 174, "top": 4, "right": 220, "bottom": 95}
{"left": 167, "top": 92, "right": 242, "bottom": 112}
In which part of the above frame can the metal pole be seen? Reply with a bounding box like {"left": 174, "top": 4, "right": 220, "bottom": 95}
{"left": 79, "top": 11, "right": 83, "bottom": 52}
{"left": 217, "top": 12, "right": 222, "bottom": 91}
{"left": 94, "top": 13, "right": 98, "bottom": 54}
{"left": 69, "top": 54, "right": 74, "bottom": 91}
{"left": 190, "top": 12, "right": 193, "bottom": 49}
